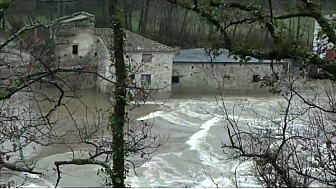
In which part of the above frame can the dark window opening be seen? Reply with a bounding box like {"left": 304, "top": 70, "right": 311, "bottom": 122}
{"left": 253, "top": 75, "right": 260, "bottom": 82}
{"left": 191, "top": 66, "right": 194, "bottom": 69}
{"left": 172, "top": 76, "right": 180, "bottom": 84}
{"left": 142, "top": 54, "right": 152, "bottom": 62}
{"left": 95, "top": 52, "right": 98, "bottom": 56}
{"left": 190, "top": 73, "right": 193, "bottom": 76}
{"left": 64, "top": 54, "right": 67, "bottom": 57}
{"left": 72, "top": 45, "right": 78, "bottom": 55}
{"left": 141, "top": 74, "right": 151, "bottom": 86}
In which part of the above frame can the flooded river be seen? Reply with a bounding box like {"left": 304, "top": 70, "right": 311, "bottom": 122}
{"left": 10, "top": 88, "right": 286, "bottom": 188}
{"left": 7, "top": 86, "right": 326, "bottom": 187}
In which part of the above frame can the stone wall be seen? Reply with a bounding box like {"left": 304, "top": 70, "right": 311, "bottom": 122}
{"left": 172, "top": 62, "right": 284, "bottom": 94}
{"left": 96, "top": 36, "right": 113, "bottom": 94}
{"left": 97, "top": 50, "right": 174, "bottom": 97}
{"left": 53, "top": 19, "right": 99, "bottom": 89}
{"left": 126, "top": 52, "right": 173, "bottom": 93}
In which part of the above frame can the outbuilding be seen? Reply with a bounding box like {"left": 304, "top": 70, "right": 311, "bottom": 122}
{"left": 172, "top": 48, "right": 284, "bottom": 94}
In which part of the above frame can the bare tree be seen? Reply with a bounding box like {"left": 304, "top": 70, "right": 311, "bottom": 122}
{"left": 0, "top": 4, "right": 166, "bottom": 188}
{"left": 167, "top": 0, "right": 336, "bottom": 80}
{"left": 210, "top": 72, "right": 336, "bottom": 187}
{"left": 164, "top": 0, "right": 336, "bottom": 187}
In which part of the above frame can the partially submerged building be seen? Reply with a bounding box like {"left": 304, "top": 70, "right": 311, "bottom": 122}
{"left": 172, "top": 48, "right": 284, "bottom": 94}
{"left": 1, "top": 12, "right": 287, "bottom": 97}
{"left": 94, "top": 28, "right": 175, "bottom": 96}
{"left": 50, "top": 12, "right": 175, "bottom": 96}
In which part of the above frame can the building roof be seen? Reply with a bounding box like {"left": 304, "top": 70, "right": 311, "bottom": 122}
{"left": 173, "top": 48, "right": 278, "bottom": 64}
{"left": 51, "top": 12, "right": 95, "bottom": 25}
{"left": 94, "top": 28, "right": 175, "bottom": 52}
{"left": 50, "top": 12, "right": 174, "bottom": 52}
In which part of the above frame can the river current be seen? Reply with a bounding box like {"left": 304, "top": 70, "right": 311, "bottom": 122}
{"left": 10, "top": 90, "right": 285, "bottom": 187}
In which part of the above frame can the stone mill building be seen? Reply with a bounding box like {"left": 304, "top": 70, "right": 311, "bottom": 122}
{"left": 16, "top": 11, "right": 285, "bottom": 98}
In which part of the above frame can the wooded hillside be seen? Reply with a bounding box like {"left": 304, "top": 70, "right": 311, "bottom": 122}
{"left": 2, "top": 0, "right": 336, "bottom": 48}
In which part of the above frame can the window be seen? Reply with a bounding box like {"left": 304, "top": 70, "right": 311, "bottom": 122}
{"left": 253, "top": 75, "right": 260, "bottom": 82}
{"left": 72, "top": 45, "right": 78, "bottom": 55}
{"left": 172, "top": 76, "right": 180, "bottom": 84}
{"left": 140, "top": 74, "right": 151, "bottom": 86}
{"left": 142, "top": 54, "right": 152, "bottom": 62}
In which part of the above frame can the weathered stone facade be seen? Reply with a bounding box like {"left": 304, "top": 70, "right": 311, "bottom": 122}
{"left": 172, "top": 49, "right": 285, "bottom": 94}
{"left": 51, "top": 12, "right": 99, "bottom": 89}
{"left": 47, "top": 13, "right": 286, "bottom": 97}
{"left": 51, "top": 12, "right": 175, "bottom": 96}
{"left": 94, "top": 28, "right": 175, "bottom": 97}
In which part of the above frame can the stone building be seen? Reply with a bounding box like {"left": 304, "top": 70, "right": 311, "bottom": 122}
{"left": 5, "top": 12, "right": 285, "bottom": 97}
{"left": 172, "top": 48, "right": 284, "bottom": 94}
{"left": 94, "top": 28, "right": 175, "bottom": 96}
{"left": 50, "top": 12, "right": 175, "bottom": 96}
{"left": 50, "top": 12, "right": 99, "bottom": 89}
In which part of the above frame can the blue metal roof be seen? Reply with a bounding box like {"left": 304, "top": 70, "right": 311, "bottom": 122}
{"left": 173, "top": 48, "right": 274, "bottom": 63}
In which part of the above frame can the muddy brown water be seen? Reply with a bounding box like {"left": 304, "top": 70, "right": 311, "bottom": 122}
{"left": 21, "top": 87, "right": 283, "bottom": 187}
{"left": 28, "top": 88, "right": 164, "bottom": 159}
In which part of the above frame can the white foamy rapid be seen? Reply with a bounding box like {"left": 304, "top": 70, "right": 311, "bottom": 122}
{"left": 17, "top": 97, "right": 284, "bottom": 188}
{"left": 136, "top": 111, "right": 163, "bottom": 121}
{"left": 186, "top": 116, "right": 221, "bottom": 151}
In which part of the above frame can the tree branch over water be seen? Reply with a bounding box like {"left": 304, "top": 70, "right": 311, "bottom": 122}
{"left": 166, "top": 0, "right": 336, "bottom": 79}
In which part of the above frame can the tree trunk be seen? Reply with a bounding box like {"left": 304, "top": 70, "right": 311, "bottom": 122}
{"left": 128, "top": 11, "right": 133, "bottom": 31}
{"left": 142, "top": 0, "right": 150, "bottom": 33}
{"left": 167, "top": 5, "right": 173, "bottom": 38}
{"left": 138, "top": 0, "right": 144, "bottom": 33}
{"left": 159, "top": 5, "right": 163, "bottom": 35}
{"left": 124, "top": 5, "right": 128, "bottom": 30}
{"left": 0, "top": 11, "right": 4, "bottom": 30}
{"left": 109, "top": 0, "right": 126, "bottom": 187}
{"left": 296, "top": 17, "right": 301, "bottom": 41}
{"left": 128, "top": 0, "right": 134, "bottom": 31}
{"left": 103, "top": 0, "right": 110, "bottom": 27}
{"left": 178, "top": 9, "right": 188, "bottom": 44}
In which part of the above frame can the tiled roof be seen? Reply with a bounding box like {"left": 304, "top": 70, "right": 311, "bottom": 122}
{"left": 173, "top": 48, "right": 279, "bottom": 64}
{"left": 94, "top": 28, "right": 175, "bottom": 52}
